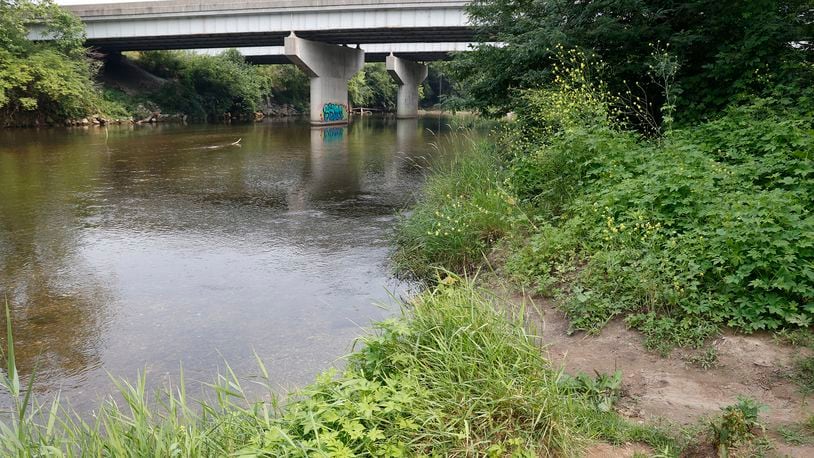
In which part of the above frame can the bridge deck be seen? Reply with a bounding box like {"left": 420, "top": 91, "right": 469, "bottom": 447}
{"left": 61, "top": 0, "right": 474, "bottom": 51}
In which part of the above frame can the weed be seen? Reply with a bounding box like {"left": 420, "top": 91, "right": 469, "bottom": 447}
{"left": 685, "top": 347, "right": 720, "bottom": 370}
{"left": 773, "top": 328, "right": 814, "bottom": 348}
{"left": 626, "top": 313, "right": 717, "bottom": 356}
{"left": 709, "top": 397, "right": 766, "bottom": 456}
{"left": 777, "top": 423, "right": 814, "bottom": 445}
{"left": 396, "top": 52, "right": 814, "bottom": 352}
{"left": 505, "top": 220, "right": 581, "bottom": 296}
{"left": 559, "top": 370, "right": 623, "bottom": 412}
{"left": 393, "top": 139, "right": 519, "bottom": 280}
{"left": 790, "top": 355, "right": 814, "bottom": 394}
{"left": 0, "top": 282, "right": 678, "bottom": 456}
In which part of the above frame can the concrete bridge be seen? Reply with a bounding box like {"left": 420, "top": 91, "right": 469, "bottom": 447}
{"left": 199, "top": 42, "right": 474, "bottom": 64}
{"left": 48, "top": 0, "right": 474, "bottom": 124}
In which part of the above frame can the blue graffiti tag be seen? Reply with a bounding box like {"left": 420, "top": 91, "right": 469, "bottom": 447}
{"left": 322, "top": 127, "right": 345, "bottom": 143}
{"left": 322, "top": 103, "right": 347, "bottom": 122}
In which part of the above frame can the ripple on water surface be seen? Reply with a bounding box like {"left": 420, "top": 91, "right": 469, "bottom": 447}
{"left": 0, "top": 117, "right": 474, "bottom": 411}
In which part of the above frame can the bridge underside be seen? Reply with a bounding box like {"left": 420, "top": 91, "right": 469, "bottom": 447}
{"left": 87, "top": 27, "right": 474, "bottom": 52}
{"left": 195, "top": 43, "right": 471, "bottom": 64}
{"left": 58, "top": 0, "right": 473, "bottom": 124}
{"left": 245, "top": 51, "right": 452, "bottom": 64}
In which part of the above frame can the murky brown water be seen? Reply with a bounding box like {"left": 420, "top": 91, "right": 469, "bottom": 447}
{"left": 0, "top": 116, "right": 471, "bottom": 410}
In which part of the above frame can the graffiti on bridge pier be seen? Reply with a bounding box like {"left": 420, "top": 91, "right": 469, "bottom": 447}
{"left": 321, "top": 103, "right": 347, "bottom": 122}
{"left": 322, "top": 127, "right": 345, "bottom": 143}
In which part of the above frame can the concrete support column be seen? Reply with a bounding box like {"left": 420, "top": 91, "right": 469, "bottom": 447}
{"left": 386, "top": 54, "right": 428, "bottom": 119}
{"left": 285, "top": 33, "right": 364, "bottom": 125}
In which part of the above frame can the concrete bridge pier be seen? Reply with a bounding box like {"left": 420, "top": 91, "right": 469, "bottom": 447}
{"left": 386, "top": 54, "right": 428, "bottom": 118}
{"left": 285, "top": 33, "right": 364, "bottom": 125}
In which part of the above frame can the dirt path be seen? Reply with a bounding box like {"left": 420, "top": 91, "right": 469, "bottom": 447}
{"left": 499, "top": 289, "right": 814, "bottom": 457}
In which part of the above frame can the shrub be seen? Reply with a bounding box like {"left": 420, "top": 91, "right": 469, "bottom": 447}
{"left": 349, "top": 63, "right": 397, "bottom": 110}
{"left": 507, "top": 92, "right": 813, "bottom": 339}
{"left": 505, "top": 220, "right": 582, "bottom": 295}
{"left": 133, "top": 50, "right": 272, "bottom": 120}
{"left": 0, "top": 0, "right": 101, "bottom": 125}
{"left": 397, "top": 50, "right": 812, "bottom": 348}
{"left": 710, "top": 397, "right": 766, "bottom": 455}
{"left": 260, "top": 64, "right": 310, "bottom": 112}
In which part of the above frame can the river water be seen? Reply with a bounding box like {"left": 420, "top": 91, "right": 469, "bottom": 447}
{"left": 0, "top": 116, "right": 470, "bottom": 410}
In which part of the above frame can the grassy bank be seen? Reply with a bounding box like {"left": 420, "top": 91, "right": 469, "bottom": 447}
{"left": 394, "top": 53, "right": 813, "bottom": 353}
{"left": 1, "top": 283, "right": 673, "bottom": 456}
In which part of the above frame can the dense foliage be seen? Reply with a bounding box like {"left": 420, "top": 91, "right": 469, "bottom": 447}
{"left": 135, "top": 50, "right": 273, "bottom": 121}
{"left": 0, "top": 283, "right": 673, "bottom": 455}
{"left": 395, "top": 51, "right": 814, "bottom": 349}
{"left": 0, "top": 0, "right": 100, "bottom": 126}
{"left": 263, "top": 64, "right": 310, "bottom": 112}
{"left": 452, "top": 0, "right": 813, "bottom": 122}
{"left": 349, "top": 63, "right": 398, "bottom": 111}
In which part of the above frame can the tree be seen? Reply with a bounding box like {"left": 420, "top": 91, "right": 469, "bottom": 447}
{"left": 136, "top": 50, "right": 273, "bottom": 120}
{"left": 349, "top": 63, "right": 398, "bottom": 110}
{"left": 0, "top": 0, "right": 100, "bottom": 126}
{"left": 453, "top": 0, "right": 813, "bottom": 121}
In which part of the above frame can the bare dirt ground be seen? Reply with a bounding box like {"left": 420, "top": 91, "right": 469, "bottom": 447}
{"left": 498, "top": 288, "right": 814, "bottom": 457}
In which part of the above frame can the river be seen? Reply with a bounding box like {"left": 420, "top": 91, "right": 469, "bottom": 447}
{"left": 0, "top": 116, "right": 473, "bottom": 411}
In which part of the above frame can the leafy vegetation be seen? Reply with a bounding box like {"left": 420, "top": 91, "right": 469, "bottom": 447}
{"left": 264, "top": 64, "right": 310, "bottom": 112}
{"left": 0, "top": 284, "right": 677, "bottom": 456}
{"left": 393, "top": 138, "right": 517, "bottom": 279}
{"left": 777, "top": 420, "right": 814, "bottom": 445}
{"left": 709, "top": 397, "right": 766, "bottom": 456}
{"left": 395, "top": 48, "right": 813, "bottom": 350}
{"left": 349, "top": 63, "right": 398, "bottom": 111}
{"left": 0, "top": 0, "right": 101, "bottom": 126}
{"left": 774, "top": 328, "right": 814, "bottom": 348}
{"left": 133, "top": 50, "right": 273, "bottom": 121}
{"left": 558, "top": 371, "right": 622, "bottom": 413}
{"left": 684, "top": 347, "right": 720, "bottom": 371}
{"left": 790, "top": 355, "right": 814, "bottom": 394}
{"left": 452, "top": 0, "right": 813, "bottom": 123}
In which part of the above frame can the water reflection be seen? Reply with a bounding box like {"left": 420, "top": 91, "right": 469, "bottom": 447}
{"left": 0, "top": 116, "right": 469, "bottom": 410}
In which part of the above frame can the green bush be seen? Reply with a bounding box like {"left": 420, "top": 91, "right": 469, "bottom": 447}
{"left": 505, "top": 220, "right": 582, "bottom": 295}
{"left": 97, "top": 87, "right": 145, "bottom": 119}
{"left": 250, "top": 281, "right": 595, "bottom": 456}
{"left": 394, "top": 49, "right": 812, "bottom": 347}
{"left": 508, "top": 99, "right": 813, "bottom": 338}
{"left": 490, "top": 45, "right": 813, "bottom": 340}
{"left": 261, "top": 64, "right": 310, "bottom": 111}
{"left": 0, "top": 0, "right": 101, "bottom": 125}
{"left": 710, "top": 397, "right": 766, "bottom": 455}
{"left": 349, "top": 63, "right": 397, "bottom": 110}
{"left": 133, "top": 50, "right": 272, "bottom": 120}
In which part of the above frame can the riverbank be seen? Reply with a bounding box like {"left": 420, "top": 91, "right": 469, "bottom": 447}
{"left": 1, "top": 281, "right": 678, "bottom": 456}
{"left": 488, "top": 280, "right": 814, "bottom": 457}
{"left": 2, "top": 110, "right": 810, "bottom": 457}
{"left": 0, "top": 119, "right": 675, "bottom": 456}
{"left": 390, "top": 54, "right": 814, "bottom": 455}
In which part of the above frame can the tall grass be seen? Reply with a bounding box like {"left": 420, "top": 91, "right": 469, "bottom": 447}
{"left": 0, "top": 299, "right": 272, "bottom": 456}
{"left": 393, "top": 139, "right": 518, "bottom": 280}
{"left": 1, "top": 284, "right": 670, "bottom": 456}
